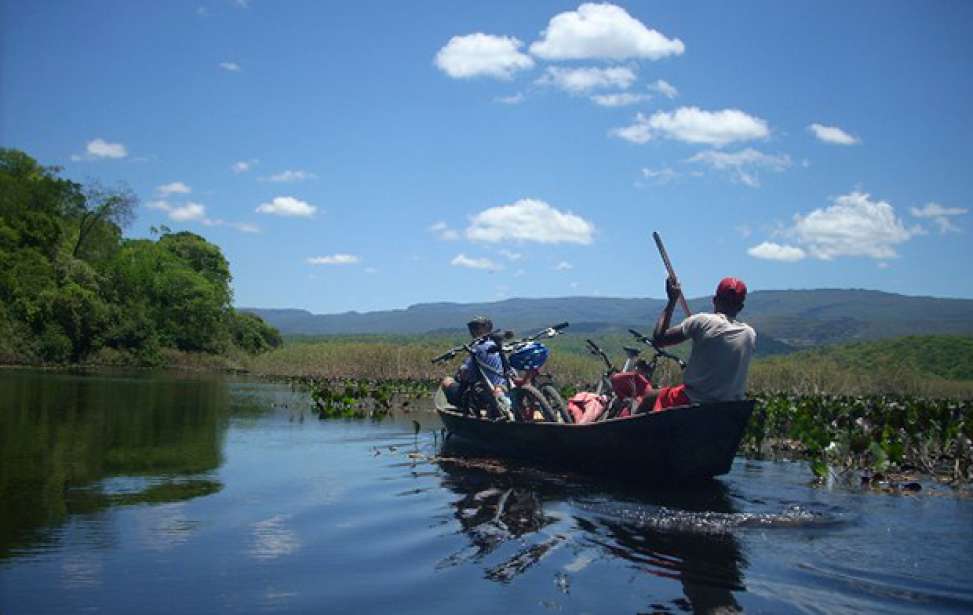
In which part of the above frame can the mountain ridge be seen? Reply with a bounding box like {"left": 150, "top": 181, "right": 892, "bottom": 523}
{"left": 242, "top": 289, "right": 973, "bottom": 350}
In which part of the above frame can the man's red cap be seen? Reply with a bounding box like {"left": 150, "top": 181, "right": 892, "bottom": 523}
{"left": 715, "top": 277, "right": 747, "bottom": 304}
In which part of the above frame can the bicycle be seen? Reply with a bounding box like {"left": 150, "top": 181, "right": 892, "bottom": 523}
{"left": 580, "top": 330, "right": 687, "bottom": 421}
{"left": 432, "top": 322, "right": 570, "bottom": 422}
{"left": 505, "top": 322, "right": 571, "bottom": 423}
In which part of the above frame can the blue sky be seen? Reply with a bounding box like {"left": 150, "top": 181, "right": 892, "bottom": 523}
{"left": 3, "top": 1, "right": 972, "bottom": 313}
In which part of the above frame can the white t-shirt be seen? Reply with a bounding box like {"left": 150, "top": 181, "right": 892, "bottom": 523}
{"left": 679, "top": 312, "right": 756, "bottom": 403}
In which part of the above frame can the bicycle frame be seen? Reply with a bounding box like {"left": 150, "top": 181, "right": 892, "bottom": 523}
{"left": 432, "top": 322, "right": 569, "bottom": 422}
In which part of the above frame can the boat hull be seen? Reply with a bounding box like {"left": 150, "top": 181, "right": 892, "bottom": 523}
{"left": 437, "top": 400, "right": 754, "bottom": 482}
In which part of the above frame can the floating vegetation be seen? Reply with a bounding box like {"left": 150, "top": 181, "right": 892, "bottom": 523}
{"left": 744, "top": 393, "right": 972, "bottom": 485}
{"left": 297, "top": 377, "right": 435, "bottom": 419}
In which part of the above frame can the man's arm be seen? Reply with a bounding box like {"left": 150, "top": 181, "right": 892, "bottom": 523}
{"left": 653, "top": 277, "right": 688, "bottom": 347}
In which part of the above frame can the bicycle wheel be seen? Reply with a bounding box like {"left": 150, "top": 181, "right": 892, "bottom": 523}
{"left": 515, "top": 385, "right": 558, "bottom": 422}
{"left": 540, "top": 384, "right": 571, "bottom": 423}
{"left": 463, "top": 384, "right": 502, "bottom": 419}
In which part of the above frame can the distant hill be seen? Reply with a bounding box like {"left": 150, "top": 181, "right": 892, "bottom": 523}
{"left": 243, "top": 289, "right": 973, "bottom": 352}
{"left": 783, "top": 335, "right": 973, "bottom": 382}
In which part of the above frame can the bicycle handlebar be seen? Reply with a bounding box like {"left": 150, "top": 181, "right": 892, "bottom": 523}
{"left": 627, "top": 329, "right": 687, "bottom": 369}
{"left": 431, "top": 349, "right": 459, "bottom": 364}
{"left": 585, "top": 338, "right": 614, "bottom": 370}
{"left": 435, "top": 322, "right": 569, "bottom": 364}
{"left": 521, "top": 322, "right": 570, "bottom": 343}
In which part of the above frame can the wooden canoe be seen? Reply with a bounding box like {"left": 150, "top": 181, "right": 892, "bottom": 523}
{"left": 435, "top": 388, "right": 754, "bottom": 483}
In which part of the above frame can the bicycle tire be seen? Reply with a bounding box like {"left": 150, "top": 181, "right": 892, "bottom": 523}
{"left": 540, "top": 384, "right": 571, "bottom": 423}
{"left": 515, "top": 385, "right": 559, "bottom": 422}
{"left": 462, "top": 384, "right": 503, "bottom": 419}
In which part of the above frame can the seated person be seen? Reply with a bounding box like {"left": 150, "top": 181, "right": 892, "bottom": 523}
{"left": 441, "top": 316, "right": 506, "bottom": 408}
{"left": 637, "top": 276, "right": 756, "bottom": 412}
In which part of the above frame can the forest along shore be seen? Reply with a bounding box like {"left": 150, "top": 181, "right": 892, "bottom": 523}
{"left": 0, "top": 149, "right": 282, "bottom": 368}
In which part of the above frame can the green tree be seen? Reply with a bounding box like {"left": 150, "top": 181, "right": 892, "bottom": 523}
{"left": 70, "top": 182, "right": 136, "bottom": 261}
{"left": 229, "top": 311, "right": 284, "bottom": 354}
{"left": 0, "top": 148, "right": 281, "bottom": 364}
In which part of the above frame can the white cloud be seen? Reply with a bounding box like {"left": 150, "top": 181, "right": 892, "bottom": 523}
{"left": 146, "top": 200, "right": 171, "bottom": 212}
{"left": 307, "top": 254, "right": 359, "bottom": 265}
{"left": 155, "top": 214, "right": 258, "bottom": 234}
{"left": 910, "top": 202, "right": 967, "bottom": 234}
{"left": 647, "top": 79, "right": 677, "bottom": 98}
{"left": 495, "top": 93, "right": 525, "bottom": 105}
{"left": 169, "top": 202, "right": 207, "bottom": 222}
{"left": 256, "top": 196, "right": 317, "bottom": 217}
{"left": 75, "top": 138, "right": 127, "bottom": 160}
{"left": 554, "top": 261, "right": 573, "bottom": 271}
{"left": 792, "top": 191, "right": 917, "bottom": 260}
{"left": 232, "top": 159, "right": 257, "bottom": 174}
{"left": 529, "top": 3, "right": 684, "bottom": 61}
{"left": 611, "top": 118, "right": 653, "bottom": 144}
{"left": 219, "top": 62, "right": 241, "bottom": 72}
{"left": 156, "top": 181, "right": 191, "bottom": 196}
{"left": 148, "top": 200, "right": 207, "bottom": 223}
{"left": 451, "top": 254, "right": 501, "bottom": 271}
{"left": 260, "top": 169, "right": 316, "bottom": 183}
{"left": 230, "top": 222, "right": 260, "bottom": 233}
{"left": 687, "top": 148, "right": 791, "bottom": 187}
{"left": 500, "top": 249, "right": 522, "bottom": 261}
{"left": 466, "top": 198, "right": 595, "bottom": 245}
{"left": 640, "top": 167, "right": 679, "bottom": 184}
{"left": 747, "top": 241, "right": 806, "bottom": 262}
{"left": 428, "top": 221, "right": 460, "bottom": 241}
{"left": 435, "top": 33, "right": 535, "bottom": 80}
{"left": 613, "top": 107, "right": 770, "bottom": 147}
{"left": 537, "top": 66, "right": 636, "bottom": 93}
{"left": 808, "top": 123, "right": 859, "bottom": 145}
{"left": 590, "top": 92, "right": 650, "bottom": 107}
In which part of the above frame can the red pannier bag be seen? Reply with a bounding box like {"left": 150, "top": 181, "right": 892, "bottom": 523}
{"left": 609, "top": 372, "right": 652, "bottom": 417}
{"left": 567, "top": 392, "right": 608, "bottom": 424}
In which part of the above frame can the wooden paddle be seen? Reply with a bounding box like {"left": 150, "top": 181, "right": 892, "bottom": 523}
{"left": 653, "top": 231, "right": 692, "bottom": 318}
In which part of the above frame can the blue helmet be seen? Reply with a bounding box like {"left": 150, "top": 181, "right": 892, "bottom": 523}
{"left": 508, "top": 342, "right": 549, "bottom": 370}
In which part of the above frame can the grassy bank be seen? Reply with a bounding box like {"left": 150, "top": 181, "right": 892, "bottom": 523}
{"left": 249, "top": 335, "right": 973, "bottom": 486}
{"left": 248, "top": 334, "right": 973, "bottom": 399}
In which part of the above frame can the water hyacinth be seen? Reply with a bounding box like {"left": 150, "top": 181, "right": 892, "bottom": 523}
{"left": 299, "top": 377, "right": 435, "bottom": 419}
{"left": 743, "top": 393, "right": 972, "bottom": 484}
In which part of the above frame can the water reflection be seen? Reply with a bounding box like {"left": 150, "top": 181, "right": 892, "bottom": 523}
{"left": 437, "top": 459, "right": 564, "bottom": 582}
{"left": 249, "top": 514, "right": 301, "bottom": 561}
{"left": 0, "top": 369, "right": 245, "bottom": 559}
{"left": 435, "top": 442, "right": 747, "bottom": 613}
{"left": 592, "top": 505, "right": 745, "bottom": 613}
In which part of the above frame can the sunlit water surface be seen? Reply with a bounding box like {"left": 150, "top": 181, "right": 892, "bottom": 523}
{"left": 1, "top": 369, "right": 971, "bottom": 614}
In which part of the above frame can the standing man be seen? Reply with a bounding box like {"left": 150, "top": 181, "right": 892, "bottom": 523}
{"left": 638, "top": 277, "right": 756, "bottom": 412}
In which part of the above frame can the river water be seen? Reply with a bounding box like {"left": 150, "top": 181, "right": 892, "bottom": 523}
{"left": 1, "top": 368, "right": 971, "bottom": 614}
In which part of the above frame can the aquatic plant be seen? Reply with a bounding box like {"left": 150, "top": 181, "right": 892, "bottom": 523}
{"left": 743, "top": 393, "right": 972, "bottom": 485}
{"left": 300, "top": 377, "right": 435, "bottom": 419}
